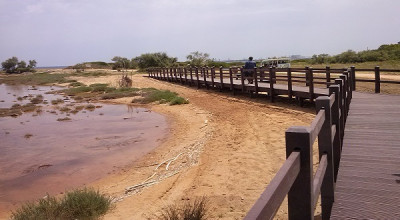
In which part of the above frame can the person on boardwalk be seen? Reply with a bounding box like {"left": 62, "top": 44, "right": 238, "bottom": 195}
{"left": 244, "top": 56, "right": 256, "bottom": 84}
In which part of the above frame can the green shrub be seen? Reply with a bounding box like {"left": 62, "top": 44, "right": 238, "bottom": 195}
{"left": 170, "top": 97, "right": 189, "bottom": 105}
{"left": 10, "top": 188, "right": 113, "bottom": 220}
{"left": 159, "top": 197, "right": 207, "bottom": 220}
{"left": 10, "top": 196, "right": 61, "bottom": 220}
{"left": 62, "top": 86, "right": 92, "bottom": 95}
{"left": 69, "top": 82, "right": 85, "bottom": 87}
{"left": 100, "top": 87, "right": 139, "bottom": 99}
{"left": 89, "top": 83, "right": 109, "bottom": 92}
{"left": 136, "top": 89, "right": 189, "bottom": 105}
{"left": 59, "top": 188, "right": 113, "bottom": 220}
{"left": 51, "top": 99, "right": 64, "bottom": 105}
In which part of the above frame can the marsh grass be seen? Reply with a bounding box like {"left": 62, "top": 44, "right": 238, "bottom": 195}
{"left": 30, "top": 95, "right": 44, "bottom": 104}
{"left": 51, "top": 99, "right": 64, "bottom": 105}
{"left": 71, "top": 71, "right": 109, "bottom": 77}
{"left": 135, "top": 89, "right": 189, "bottom": 105}
{"left": 10, "top": 188, "right": 113, "bottom": 220}
{"left": 0, "top": 72, "right": 72, "bottom": 85}
{"left": 85, "top": 104, "right": 96, "bottom": 110}
{"left": 69, "top": 81, "right": 85, "bottom": 87}
{"left": 159, "top": 197, "right": 208, "bottom": 220}
{"left": 59, "top": 84, "right": 188, "bottom": 105}
{"left": 100, "top": 87, "right": 139, "bottom": 99}
{"left": 89, "top": 83, "right": 112, "bottom": 92}
{"left": 63, "top": 86, "right": 92, "bottom": 95}
{"left": 57, "top": 117, "right": 71, "bottom": 121}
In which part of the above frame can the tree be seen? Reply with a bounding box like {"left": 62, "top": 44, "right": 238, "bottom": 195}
{"left": 186, "top": 51, "right": 210, "bottom": 67}
{"left": 1, "top": 57, "right": 37, "bottom": 73}
{"left": 1, "top": 56, "right": 19, "bottom": 73}
{"left": 28, "top": 60, "right": 37, "bottom": 69}
{"left": 111, "top": 56, "right": 130, "bottom": 71}
{"left": 133, "top": 52, "right": 177, "bottom": 70}
{"left": 72, "top": 63, "right": 86, "bottom": 72}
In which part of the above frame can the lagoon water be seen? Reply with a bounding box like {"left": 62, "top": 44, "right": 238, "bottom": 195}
{"left": 0, "top": 84, "right": 168, "bottom": 214}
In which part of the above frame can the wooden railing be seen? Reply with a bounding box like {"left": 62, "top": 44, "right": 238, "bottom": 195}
{"left": 244, "top": 73, "right": 351, "bottom": 220}
{"left": 147, "top": 67, "right": 354, "bottom": 104}
{"left": 147, "top": 66, "right": 357, "bottom": 219}
{"left": 346, "top": 66, "right": 400, "bottom": 93}
{"left": 148, "top": 66, "right": 400, "bottom": 95}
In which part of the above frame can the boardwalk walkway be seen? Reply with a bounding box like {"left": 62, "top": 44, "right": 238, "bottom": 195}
{"left": 148, "top": 68, "right": 400, "bottom": 218}
{"left": 330, "top": 92, "right": 400, "bottom": 219}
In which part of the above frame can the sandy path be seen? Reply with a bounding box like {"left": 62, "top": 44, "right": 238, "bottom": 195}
{"left": 70, "top": 72, "right": 315, "bottom": 219}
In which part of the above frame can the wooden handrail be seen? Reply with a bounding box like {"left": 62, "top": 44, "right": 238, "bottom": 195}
{"left": 313, "top": 154, "right": 328, "bottom": 210}
{"left": 310, "top": 110, "right": 325, "bottom": 142}
{"left": 244, "top": 152, "right": 301, "bottom": 220}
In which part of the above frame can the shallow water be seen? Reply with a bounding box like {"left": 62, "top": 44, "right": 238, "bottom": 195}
{"left": 0, "top": 84, "right": 168, "bottom": 213}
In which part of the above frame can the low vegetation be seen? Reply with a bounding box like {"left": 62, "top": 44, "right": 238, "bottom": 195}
{"left": 60, "top": 84, "right": 189, "bottom": 105}
{"left": 158, "top": 197, "right": 208, "bottom": 220}
{"left": 301, "top": 43, "right": 400, "bottom": 65}
{"left": 134, "top": 88, "right": 189, "bottom": 105}
{"left": 10, "top": 188, "right": 113, "bottom": 220}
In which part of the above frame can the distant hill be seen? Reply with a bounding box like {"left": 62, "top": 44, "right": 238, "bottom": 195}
{"left": 66, "top": 61, "right": 112, "bottom": 69}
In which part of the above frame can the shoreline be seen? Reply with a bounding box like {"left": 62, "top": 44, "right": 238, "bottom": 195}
{"left": 1, "top": 71, "right": 317, "bottom": 219}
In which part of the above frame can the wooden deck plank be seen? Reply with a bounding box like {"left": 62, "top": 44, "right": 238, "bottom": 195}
{"left": 331, "top": 92, "right": 400, "bottom": 219}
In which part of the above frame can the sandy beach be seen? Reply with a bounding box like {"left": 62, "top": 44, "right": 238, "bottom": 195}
{"left": 65, "top": 71, "right": 314, "bottom": 219}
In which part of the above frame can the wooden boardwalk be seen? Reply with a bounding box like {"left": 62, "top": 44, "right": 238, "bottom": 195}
{"left": 148, "top": 67, "right": 400, "bottom": 219}
{"left": 330, "top": 92, "right": 400, "bottom": 219}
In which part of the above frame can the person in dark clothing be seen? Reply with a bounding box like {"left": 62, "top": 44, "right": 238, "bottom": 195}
{"left": 243, "top": 56, "right": 256, "bottom": 84}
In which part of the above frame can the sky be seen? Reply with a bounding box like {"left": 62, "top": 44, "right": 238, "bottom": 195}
{"left": 0, "top": 0, "right": 399, "bottom": 66}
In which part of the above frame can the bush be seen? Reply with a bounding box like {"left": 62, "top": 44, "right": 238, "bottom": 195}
{"left": 62, "top": 86, "right": 92, "bottom": 95}
{"left": 90, "top": 83, "right": 109, "bottom": 92}
{"left": 11, "top": 196, "right": 61, "bottom": 220}
{"left": 133, "top": 89, "right": 189, "bottom": 105}
{"left": 159, "top": 197, "right": 208, "bottom": 220}
{"left": 10, "top": 188, "right": 113, "bottom": 220}
{"left": 134, "top": 52, "right": 177, "bottom": 70}
{"left": 59, "top": 188, "right": 113, "bottom": 219}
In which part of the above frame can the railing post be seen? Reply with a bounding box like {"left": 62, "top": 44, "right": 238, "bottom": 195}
{"left": 329, "top": 85, "right": 342, "bottom": 178}
{"left": 350, "top": 66, "right": 356, "bottom": 91}
{"left": 219, "top": 66, "right": 224, "bottom": 91}
{"left": 308, "top": 68, "right": 314, "bottom": 103}
{"left": 305, "top": 66, "right": 310, "bottom": 86}
{"left": 203, "top": 67, "right": 208, "bottom": 89}
{"left": 269, "top": 67, "right": 275, "bottom": 102}
{"left": 211, "top": 67, "right": 215, "bottom": 89}
{"left": 162, "top": 68, "right": 165, "bottom": 80}
{"left": 229, "top": 67, "right": 234, "bottom": 94}
{"left": 375, "top": 66, "right": 380, "bottom": 93}
{"left": 326, "top": 66, "right": 331, "bottom": 88}
{"left": 339, "top": 74, "right": 348, "bottom": 119}
{"left": 316, "top": 97, "right": 335, "bottom": 220}
{"left": 288, "top": 68, "right": 293, "bottom": 100}
{"left": 189, "top": 68, "right": 193, "bottom": 86}
{"left": 286, "top": 127, "right": 313, "bottom": 220}
{"left": 179, "top": 68, "right": 183, "bottom": 84}
{"left": 195, "top": 67, "right": 200, "bottom": 89}
{"left": 240, "top": 67, "right": 246, "bottom": 92}
{"left": 335, "top": 79, "right": 345, "bottom": 140}
{"left": 254, "top": 67, "right": 259, "bottom": 95}
{"left": 184, "top": 67, "right": 188, "bottom": 84}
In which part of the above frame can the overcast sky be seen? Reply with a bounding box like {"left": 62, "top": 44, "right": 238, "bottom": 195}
{"left": 1, "top": 0, "right": 399, "bottom": 66}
